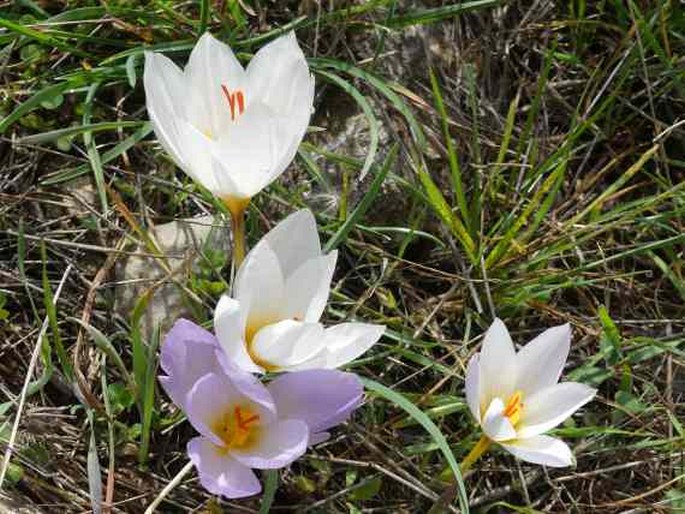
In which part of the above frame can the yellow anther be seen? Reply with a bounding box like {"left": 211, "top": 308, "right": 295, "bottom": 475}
{"left": 502, "top": 390, "right": 523, "bottom": 426}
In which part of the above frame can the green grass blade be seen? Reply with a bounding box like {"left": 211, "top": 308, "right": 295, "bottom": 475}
{"left": 83, "top": 82, "right": 108, "bottom": 213}
{"left": 311, "top": 57, "right": 425, "bottom": 149}
{"left": 259, "top": 470, "right": 279, "bottom": 514}
{"left": 0, "top": 81, "right": 82, "bottom": 134}
{"left": 39, "top": 122, "right": 153, "bottom": 186}
{"left": 199, "top": 0, "right": 210, "bottom": 34}
{"left": 0, "top": 17, "right": 89, "bottom": 57}
{"left": 361, "top": 377, "right": 469, "bottom": 514}
{"left": 139, "top": 325, "right": 160, "bottom": 465}
{"left": 69, "top": 317, "right": 134, "bottom": 391}
{"left": 386, "top": 0, "right": 500, "bottom": 28}
{"left": 40, "top": 241, "right": 73, "bottom": 381}
{"left": 19, "top": 121, "right": 143, "bottom": 145}
{"left": 417, "top": 162, "right": 476, "bottom": 263}
{"left": 324, "top": 145, "right": 398, "bottom": 252}
{"left": 317, "top": 70, "right": 380, "bottom": 180}
{"left": 429, "top": 69, "right": 470, "bottom": 229}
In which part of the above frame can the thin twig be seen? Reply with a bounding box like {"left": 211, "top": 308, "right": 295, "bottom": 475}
{"left": 144, "top": 460, "right": 194, "bottom": 514}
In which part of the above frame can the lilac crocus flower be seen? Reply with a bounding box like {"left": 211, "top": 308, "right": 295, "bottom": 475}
{"left": 159, "top": 319, "right": 363, "bottom": 498}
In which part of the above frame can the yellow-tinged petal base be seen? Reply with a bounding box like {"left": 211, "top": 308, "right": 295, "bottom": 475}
{"left": 244, "top": 315, "right": 281, "bottom": 372}
{"left": 502, "top": 390, "right": 523, "bottom": 427}
{"left": 212, "top": 404, "right": 262, "bottom": 453}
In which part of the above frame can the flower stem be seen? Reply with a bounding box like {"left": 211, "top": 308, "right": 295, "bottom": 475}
{"left": 459, "top": 434, "right": 491, "bottom": 473}
{"left": 224, "top": 196, "right": 250, "bottom": 269}
{"left": 427, "top": 435, "right": 492, "bottom": 514}
{"left": 145, "top": 460, "right": 194, "bottom": 514}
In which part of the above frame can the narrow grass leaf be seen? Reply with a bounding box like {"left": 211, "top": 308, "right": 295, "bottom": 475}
{"left": 386, "top": 0, "right": 500, "bottom": 28}
{"left": 19, "top": 121, "right": 143, "bottom": 144}
{"left": 40, "top": 122, "right": 152, "bottom": 185}
{"left": 311, "top": 58, "right": 425, "bottom": 148}
{"left": 259, "top": 470, "right": 279, "bottom": 514}
{"left": 417, "top": 163, "right": 476, "bottom": 262}
{"left": 0, "top": 17, "right": 89, "bottom": 57}
{"left": 0, "top": 81, "right": 82, "bottom": 134}
{"left": 40, "top": 242, "right": 73, "bottom": 381}
{"left": 429, "top": 69, "right": 469, "bottom": 228}
{"left": 324, "top": 145, "right": 397, "bottom": 252}
{"left": 139, "top": 325, "right": 160, "bottom": 465}
{"left": 83, "top": 83, "right": 108, "bottom": 212}
{"left": 361, "top": 377, "right": 469, "bottom": 514}
{"left": 317, "top": 70, "right": 379, "bottom": 180}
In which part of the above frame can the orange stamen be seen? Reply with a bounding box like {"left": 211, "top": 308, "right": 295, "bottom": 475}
{"left": 220, "top": 84, "right": 236, "bottom": 120}
{"left": 221, "top": 85, "right": 245, "bottom": 121}
{"left": 236, "top": 90, "right": 245, "bottom": 115}
{"left": 234, "top": 406, "right": 260, "bottom": 431}
{"left": 502, "top": 390, "right": 523, "bottom": 425}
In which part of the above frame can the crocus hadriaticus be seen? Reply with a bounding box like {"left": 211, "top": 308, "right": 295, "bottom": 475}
{"left": 144, "top": 31, "right": 313, "bottom": 203}
{"left": 464, "top": 319, "right": 596, "bottom": 467}
{"left": 159, "top": 319, "right": 363, "bottom": 498}
{"left": 144, "top": 32, "right": 314, "bottom": 263}
{"left": 214, "top": 209, "right": 385, "bottom": 373}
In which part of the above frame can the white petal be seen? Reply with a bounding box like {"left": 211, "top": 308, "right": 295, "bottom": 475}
{"left": 464, "top": 354, "right": 481, "bottom": 423}
{"left": 143, "top": 52, "right": 188, "bottom": 173}
{"left": 247, "top": 32, "right": 315, "bottom": 118}
{"left": 235, "top": 243, "right": 286, "bottom": 324}
{"left": 283, "top": 252, "right": 337, "bottom": 322}
{"left": 174, "top": 120, "right": 227, "bottom": 193}
{"left": 517, "top": 382, "right": 596, "bottom": 438}
{"left": 209, "top": 101, "right": 286, "bottom": 196}
{"left": 185, "top": 32, "right": 246, "bottom": 138}
{"left": 214, "top": 295, "right": 262, "bottom": 374}
{"left": 250, "top": 320, "right": 325, "bottom": 370}
{"left": 515, "top": 324, "right": 571, "bottom": 396}
{"left": 258, "top": 209, "right": 322, "bottom": 278}
{"left": 481, "top": 398, "right": 517, "bottom": 441}
{"left": 479, "top": 318, "right": 517, "bottom": 409}
{"left": 501, "top": 435, "right": 575, "bottom": 467}
{"left": 294, "top": 322, "right": 384, "bottom": 370}
{"left": 231, "top": 419, "right": 309, "bottom": 469}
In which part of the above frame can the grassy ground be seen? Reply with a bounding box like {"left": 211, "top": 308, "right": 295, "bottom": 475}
{"left": 1, "top": 0, "right": 684, "bottom": 512}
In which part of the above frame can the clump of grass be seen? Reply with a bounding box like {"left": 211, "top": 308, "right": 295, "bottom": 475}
{"left": 1, "top": 1, "right": 684, "bottom": 512}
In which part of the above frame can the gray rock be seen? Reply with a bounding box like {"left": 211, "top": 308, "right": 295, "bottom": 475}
{"left": 114, "top": 215, "right": 230, "bottom": 339}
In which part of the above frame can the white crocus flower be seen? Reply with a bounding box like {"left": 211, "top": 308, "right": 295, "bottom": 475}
{"left": 214, "top": 209, "right": 385, "bottom": 373}
{"left": 144, "top": 31, "right": 314, "bottom": 204}
{"left": 144, "top": 32, "right": 314, "bottom": 265}
{"left": 465, "top": 319, "right": 597, "bottom": 467}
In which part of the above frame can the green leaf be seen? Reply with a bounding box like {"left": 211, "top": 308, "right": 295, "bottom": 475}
{"left": 349, "top": 476, "right": 382, "bottom": 501}
{"left": 125, "top": 54, "right": 138, "bottom": 88}
{"left": 598, "top": 305, "right": 622, "bottom": 365}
